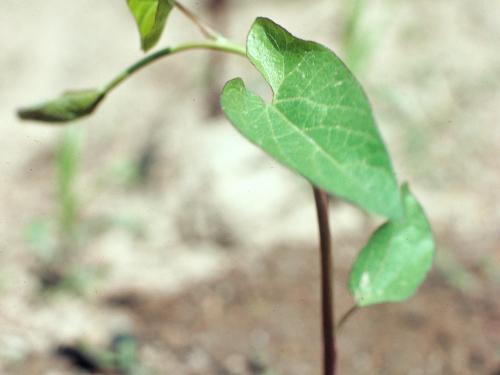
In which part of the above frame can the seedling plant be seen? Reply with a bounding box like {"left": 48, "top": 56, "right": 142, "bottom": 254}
{"left": 24, "top": 127, "right": 97, "bottom": 293}
{"left": 18, "top": 1, "right": 435, "bottom": 373}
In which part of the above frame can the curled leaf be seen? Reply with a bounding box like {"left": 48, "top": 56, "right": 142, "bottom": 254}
{"left": 349, "top": 184, "right": 435, "bottom": 307}
{"left": 18, "top": 89, "right": 105, "bottom": 123}
{"left": 126, "top": 0, "right": 174, "bottom": 52}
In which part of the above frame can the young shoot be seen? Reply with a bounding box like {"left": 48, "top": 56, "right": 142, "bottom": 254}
{"left": 17, "top": 2, "right": 435, "bottom": 373}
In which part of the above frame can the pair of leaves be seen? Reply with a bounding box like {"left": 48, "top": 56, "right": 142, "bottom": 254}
{"left": 221, "top": 18, "right": 434, "bottom": 306}
{"left": 126, "top": 0, "right": 174, "bottom": 52}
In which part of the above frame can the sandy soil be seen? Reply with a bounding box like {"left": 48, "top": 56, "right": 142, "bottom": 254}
{"left": 0, "top": 0, "right": 499, "bottom": 374}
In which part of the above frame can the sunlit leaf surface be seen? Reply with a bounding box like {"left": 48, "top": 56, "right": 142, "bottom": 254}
{"left": 221, "top": 18, "right": 402, "bottom": 219}
{"left": 349, "top": 184, "right": 435, "bottom": 306}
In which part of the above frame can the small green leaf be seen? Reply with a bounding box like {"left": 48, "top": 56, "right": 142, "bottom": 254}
{"left": 18, "top": 89, "right": 105, "bottom": 123}
{"left": 221, "top": 18, "right": 401, "bottom": 219}
{"left": 349, "top": 184, "right": 435, "bottom": 306}
{"left": 126, "top": 0, "right": 174, "bottom": 52}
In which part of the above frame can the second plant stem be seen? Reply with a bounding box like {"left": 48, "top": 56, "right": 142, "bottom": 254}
{"left": 313, "top": 186, "right": 336, "bottom": 375}
{"left": 103, "top": 39, "right": 246, "bottom": 94}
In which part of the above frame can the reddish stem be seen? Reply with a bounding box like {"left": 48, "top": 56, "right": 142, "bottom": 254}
{"left": 313, "top": 187, "right": 337, "bottom": 375}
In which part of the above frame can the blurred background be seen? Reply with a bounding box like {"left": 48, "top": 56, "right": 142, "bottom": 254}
{"left": 1, "top": 0, "right": 499, "bottom": 374}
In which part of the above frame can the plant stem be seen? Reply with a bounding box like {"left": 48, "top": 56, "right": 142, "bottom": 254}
{"left": 174, "top": 1, "right": 221, "bottom": 40}
{"left": 205, "top": 0, "right": 229, "bottom": 117}
{"left": 336, "top": 305, "right": 358, "bottom": 332}
{"left": 313, "top": 186, "right": 336, "bottom": 375}
{"left": 103, "top": 39, "right": 246, "bottom": 94}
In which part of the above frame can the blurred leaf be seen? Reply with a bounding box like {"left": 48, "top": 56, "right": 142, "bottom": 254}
{"left": 436, "top": 250, "right": 481, "bottom": 295}
{"left": 113, "top": 334, "right": 140, "bottom": 374}
{"left": 221, "top": 18, "right": 401, "bottom": 219}
{"left": 56, "top": 266, "right": 106, "bottom": 295}
{"left": 24, "top": 218, "right": 57, "bottom": 261}
{"left": 342, "top": 0, "right": 392, "bottom": 74}
{"left": 127, "top": 0, "right": 174, "bottom": 52}
{"left": 342, "top": 0, "right": 367, "bottom": 71}
{"left": 108, "top": 159, "right": 143, "bottom": 187}
{"left": 58, "top": 335, "right": 142, "bottom": 375}
{"left": 349, "top": 184, "right": 435, "bottom": 306}
{"left": 18, "top": 89, "right": 104, "bottom": 123}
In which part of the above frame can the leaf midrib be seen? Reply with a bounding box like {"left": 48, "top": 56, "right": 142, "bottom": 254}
{"left": 265, "top": 104, "right": 377, "bottom": 204}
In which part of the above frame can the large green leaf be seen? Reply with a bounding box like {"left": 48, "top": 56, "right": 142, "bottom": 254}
{"left": 18, "top": 89, "right": 105, "bottom": 123}
{"left": 126, "top": 0, "right": 174, "bottom": 52}
{"left": 221, "top": 18, "right": 402, "bottom": 219}
{"left": 349, "top": 184, "right": 435, "bottom": 306}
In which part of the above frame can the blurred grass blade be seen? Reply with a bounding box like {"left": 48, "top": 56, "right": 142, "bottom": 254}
{"left": 57, "top": 128, "right": 84, "bottom": 238}
{"left": 24, "top": 218, "right": 58, "bottom": 261}
{"left": 127, "top": 0, "right": 174, "bottom": 52}
{"left": 349, "top": 184, "right": 435, "bottom": 306}
{"left": 342, "top": 0, "right": 367, "bottom": 71}
{"left": 18, "top": 89, "right": 105, "bottom": 123}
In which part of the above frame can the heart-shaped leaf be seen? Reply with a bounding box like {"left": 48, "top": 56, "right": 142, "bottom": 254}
{"left": 349, "top": 184, "right": 435, "bottom": 306}
{"left": 18, "top": 89, "right": 105, "bottom": 123}
{"left": 221, "top": 18, "right": 402, "bottom": 219}
{"left": 127, "top": 0, "right": 174, "bottom": 52}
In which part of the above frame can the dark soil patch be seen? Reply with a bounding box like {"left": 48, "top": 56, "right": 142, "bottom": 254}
{"left": 104, "top": 244, "right": 500, "bottom": 375}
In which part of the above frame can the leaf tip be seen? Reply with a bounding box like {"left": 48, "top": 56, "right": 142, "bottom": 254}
{"left": 222, "top": 77, "right": 245, "bottom": 92}
{"left": 140, "top": 42, "right": 151, "bottom": 53}
{"left": 127, "top": 0, "right": 173, "bottom": 52}
{"left": 17, "top": 89, "right": 105, "bottom": 124}
{"left": 220, "top": 78, "right": 245, "bottom": 113}
{"left": 253, "top": 16, "right": 273, "bottom": 27}
{"left": 348, "top": 183, "right": 435, "bottom": 307}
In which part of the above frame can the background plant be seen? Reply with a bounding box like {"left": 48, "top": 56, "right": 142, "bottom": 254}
{"left": 341, "top": 0, "right": 394, "bottom": 74}
{"left": 18, "top": 1, "right": 435, "bottom": 373}
{"left": 23, "top": 127, "right": 101, "bottom": 293}
{"left": 23, "top": 126, "right": 143, "bottom": 294}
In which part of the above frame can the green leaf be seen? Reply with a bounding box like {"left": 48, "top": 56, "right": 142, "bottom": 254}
{"left": 348, "top": 184, "right": 435, "bottom": 306}
{"left": 221, "top": 18, "right": 401, "bottom": 219}
{"left": 18, "top": 89, "right": 105, "bottom": 123}
{"left": 126, "top": 0, "right": 174, "bottom": 52}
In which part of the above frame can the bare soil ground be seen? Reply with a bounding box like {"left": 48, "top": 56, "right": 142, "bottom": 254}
{"left": 1, "top": 0, "right": 499, "bottom": 374}
{"left": 10, "top": 241, "right": 500, "bottom": 374}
